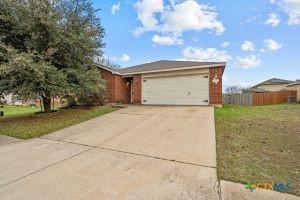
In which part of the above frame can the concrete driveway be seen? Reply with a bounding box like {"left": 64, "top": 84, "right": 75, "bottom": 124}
{"left": 0, "top": 106, "right": 219, "bottom": 200}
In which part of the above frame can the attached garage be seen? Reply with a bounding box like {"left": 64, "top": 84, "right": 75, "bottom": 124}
{"left": 142, "top": 74, "right": 209, "bottom": 105}
{"left": 98, "top": 60, "right": 226, "bottom": 106}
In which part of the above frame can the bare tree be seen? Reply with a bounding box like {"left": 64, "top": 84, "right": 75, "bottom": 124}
{"left": 95, "top": 56, "right": 121, "bottom": 69}
{"left": 225, "top": 86, "right": 242, "bottom": 94}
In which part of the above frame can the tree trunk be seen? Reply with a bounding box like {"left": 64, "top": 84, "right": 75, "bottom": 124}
{"left": 42, "top": 96, "right": 52, "bottom": 113}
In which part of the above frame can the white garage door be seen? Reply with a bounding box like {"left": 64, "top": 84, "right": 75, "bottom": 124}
{"left": 142, "top": 74, "right": 209, "bottom": 105}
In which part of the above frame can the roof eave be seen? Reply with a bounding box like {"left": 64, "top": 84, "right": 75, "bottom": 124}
{"left": 286, "top": 82, "right": 300, "bottom": 87}
{"left": 94, "top": 63, "right": 122, "bottom": 75}
{"left": 121, "top": 63, "right": 226, "bottom": 76}
{"left": 251, "top": 82, "right": 292, "bottom": 89}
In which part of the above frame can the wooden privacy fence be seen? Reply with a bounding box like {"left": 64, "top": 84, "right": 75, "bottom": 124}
{"left": 252, "top": 90, "right": 297, "bottom": 106}
{"left": 223, "top": 90, "right": 297, "bottom": 106}
{"left": 222, "top": 93, "right": 253, "bottom": 105}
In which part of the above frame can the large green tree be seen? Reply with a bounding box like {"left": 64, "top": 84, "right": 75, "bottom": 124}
{"left": 0, "top": 0, "right": 105, "bottom": 112}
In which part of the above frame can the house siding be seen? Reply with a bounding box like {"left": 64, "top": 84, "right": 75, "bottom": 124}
{"left": 255, "top": 84, "right": 288, "bottom": 92}
{"left": 142, "top": 68, "right": 209, "bottom": 78}
{"left": 209, "top": 66, "right": 223, "bottom": 105}
{"left": 286, "top": 84, "right": 300, "bottom": 102}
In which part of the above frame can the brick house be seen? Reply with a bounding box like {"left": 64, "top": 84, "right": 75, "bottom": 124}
{"left": 98, "top": 60, "right": 226, "bottom": 106}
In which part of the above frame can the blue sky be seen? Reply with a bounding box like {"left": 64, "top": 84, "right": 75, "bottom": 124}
{"left": 95, "top": 0, "right": 300, "bottom": 88}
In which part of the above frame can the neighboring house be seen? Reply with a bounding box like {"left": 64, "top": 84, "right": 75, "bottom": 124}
{"left": 2, "top": 94, "right": 22, "bottom": 105}
{"left": 251, "top": 78, "right": 294, "bottom": 92}
{"left": 286, "top": 82, "right": 300, "bottom": 102}
{"left": 97, "top": 60, "right": 226, "bottom": 106}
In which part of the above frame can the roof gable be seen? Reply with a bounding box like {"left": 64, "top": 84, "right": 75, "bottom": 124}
{"left": 251, "top": 78, "right": 294, "bottom": 88}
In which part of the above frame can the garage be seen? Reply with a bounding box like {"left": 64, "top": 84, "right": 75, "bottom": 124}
{"left": 142, "top": 74, "right": 209, "bottom": 105}
{"left": 98, "top": 60, "right": 225, "bottom": 106}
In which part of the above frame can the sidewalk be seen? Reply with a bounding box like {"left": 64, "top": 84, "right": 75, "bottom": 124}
{"left": 220, "top": 180, "right": 299, "bottom": 200}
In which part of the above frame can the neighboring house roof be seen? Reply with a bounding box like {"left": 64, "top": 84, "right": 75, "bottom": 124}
{"left": 96, "top": 60, "right": 226, "bottom": 75}
{"left": 251, "top": 78, "right": 294, "bottom": 89}
{"left": 286, "top": 81, "right": 300, "bottom": 87}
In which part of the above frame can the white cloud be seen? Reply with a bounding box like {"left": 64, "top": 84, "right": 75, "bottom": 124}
{"left": 133, "top": 0, "right": 225, "bottom": 39}
{"left": 263, "top": 39, "right": 282, "bottom": 50}
{"left": 221, "top": 41, "right": 230, "bottom": 48}
{"left": 235, "top": 55, "right": 261, "bottom": 69}
{"left": 191, "top": 36, "right": 199, "bottom": 42}
{"left": 264, "top": 13, "right": 281, "bottom": 26}
{"left": 111, "top": 1, "right": 121, "bottom": 15}
{"left": 133, "top": 0, "right": 164, "bottom": 35}
{"left": 223, "top": 81, "right": 256, "bottom": 89}
{"left": 288, "top": 11, "right": 300, "bottom": 24}
{"left": 180, "top": 46, "right": 231, "bottom": 62}
{"left": 152, "top": 34, "right": 183, "bottom": 46}
{"left": 241, "top": 41, "right": 255, "bottom": 51}
{"left": 161, "top": 0, "right": 225, "bottom": 35}
{"left": 245, "top": 16, "right": 257, "bottom": 23}
{"left": 272, "top": 0, "right": 300, "bottom": 25}
{"left": 119, "top": 54, "right": 130, "bottom": 62}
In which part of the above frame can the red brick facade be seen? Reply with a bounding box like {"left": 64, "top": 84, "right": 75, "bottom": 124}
{"left": 100, "top": 66, "right": 223, "bottom": 105}
{"left": 209, "top": 66, "right": 223, "bottom": 105}
{"left": 113, "top": 75, "right": 131, "bottom": 104}
{"left": 100, "top": 69, "right": 115, "bottom": 102}
{"left": 100, "top": 69, "right": 131, "bottom": 104}
{"left": 132, "top": 75, "right": 142, "bottom": 104}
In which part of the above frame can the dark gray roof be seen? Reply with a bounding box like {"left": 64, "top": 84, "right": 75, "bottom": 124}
{"left": 251, "top": 78, "right": 294, "bottom": 88}
{"left": 117, "top": 60, "right": 226, "bottom": 74}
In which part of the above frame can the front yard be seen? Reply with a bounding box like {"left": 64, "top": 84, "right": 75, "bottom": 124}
{"left": 215, "top": 104, "right": 300, "bottom": 195}
{"left": 0, "top": 105, "right": 41, "bottom": 118}
{"left": 0, "top": 106, "right": 117, "bottom": 139}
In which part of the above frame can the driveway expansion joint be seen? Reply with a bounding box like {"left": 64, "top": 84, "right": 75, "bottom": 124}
{"left": 40, "top": 137, "right": 96, "bottom": 148}
{"left": 0, "top": 146, "right": 94, "bottom": 189}
{"left": 39, "top": 138, "right": 216, "bottom": 169}
{"left": 98, "top": 146, "right": 216, "bottom": 169}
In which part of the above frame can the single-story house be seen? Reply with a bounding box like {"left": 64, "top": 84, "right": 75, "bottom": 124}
{"left": 286, "top": 82, "right": 300, "bottom": 101}
{"left": 97, "top": 60, "right": 226, "bottom": 106}
{"left": 1, "top": 94, "right": 22, "bottom": 105}
{"left": 251, "top": 78, "right": 294, "bottom": 92}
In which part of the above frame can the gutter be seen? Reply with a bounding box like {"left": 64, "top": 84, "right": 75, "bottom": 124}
{"left": 96, "top": 62, "right": 226, "bottom": 76}
{"left": 121, "top": 63, "right": 226, "bottom": 76}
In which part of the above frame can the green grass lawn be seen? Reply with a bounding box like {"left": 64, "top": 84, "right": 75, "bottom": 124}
{"left": 0, "top": 106, "right": 117, "bottom": 139}
{"left": 215, "top": 104, "right": 300, "bottom": 196}
{"left": 0, "top": 105, "right": 41, "bottom": 118}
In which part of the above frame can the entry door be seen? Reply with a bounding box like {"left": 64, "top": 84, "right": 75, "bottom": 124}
{"left": 142, "top": 74, "right": 209, "bottom": 105}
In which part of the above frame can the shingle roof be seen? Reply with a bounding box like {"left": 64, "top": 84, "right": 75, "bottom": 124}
{"left": 286, "top": 81, "right": 300, "bottom": 87}
{"left": 251, "top": 78, "right": 294, "bottom": 88}
{"left": 117, "top": 60, "right": 226, "bottom": 74}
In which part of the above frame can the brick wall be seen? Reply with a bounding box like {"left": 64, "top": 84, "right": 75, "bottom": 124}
{"left": 209, "top": 66, "right": 223, "bottom": 105}
{"left": 100, "top": 68, "right": 131, "bottom": 104}
{"left": 114, "top": 75, "right": 131, "bottom": 104}
{"left": 132, "top": 74, "right": 142, "bottom": 104}
{"left": 100, "top": 69, "right": 115, "bottom": 102}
